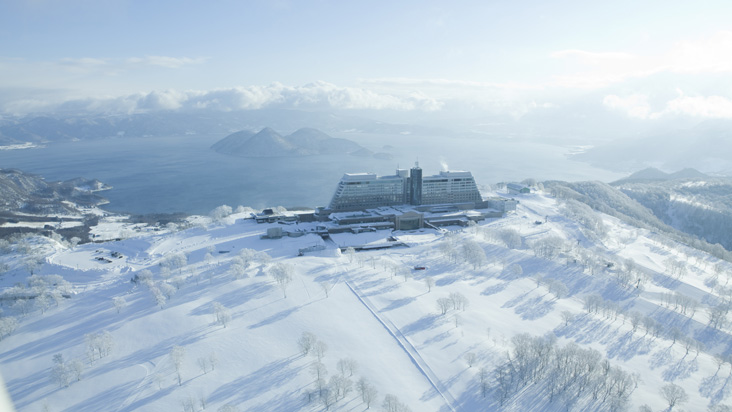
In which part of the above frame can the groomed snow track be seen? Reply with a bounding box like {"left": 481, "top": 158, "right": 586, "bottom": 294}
{"left": 345, "top": 280, "right": 459, "bottom": 412}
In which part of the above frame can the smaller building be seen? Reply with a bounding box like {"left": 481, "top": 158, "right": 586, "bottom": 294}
{"left": 507, "top": 183, "right": 531, "bottom": 194}
{"left": 394, "top": 211, "right": 424, "bottom": 230}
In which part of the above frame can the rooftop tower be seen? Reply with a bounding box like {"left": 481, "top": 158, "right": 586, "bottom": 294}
{"left": 409, "top": 162, "right": 422, "bottom": 206}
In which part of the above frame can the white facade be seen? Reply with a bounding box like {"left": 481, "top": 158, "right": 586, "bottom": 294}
{"left": 328, "top": 167, "right": 482, "bottom": 211}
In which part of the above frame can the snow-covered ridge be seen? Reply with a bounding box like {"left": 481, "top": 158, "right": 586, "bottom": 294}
{"left": 1, "top": 192, "right": 731, "bottom": 411}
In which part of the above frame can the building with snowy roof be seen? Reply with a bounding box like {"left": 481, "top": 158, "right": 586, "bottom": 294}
{"left": 327, "top": 163, "right": 483, "bottom": 212}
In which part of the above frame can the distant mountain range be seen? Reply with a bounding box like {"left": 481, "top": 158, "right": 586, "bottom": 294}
{"left": 211, "top": 127, "right": 392, "bottom": 158}
{"left": 571, "top": 119, "right": 732, "bottom": 175}
{"left": 0, "top": 109, "right": 445, "bottom": 146}
{"left": 612, "top": 167, "right": 710, "bottom": 184}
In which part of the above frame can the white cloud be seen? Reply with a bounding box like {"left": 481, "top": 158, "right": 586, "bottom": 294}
{"left": 358, "top": 77, "right": 538, "bottom": 91}
{"left": 58, "top": 57, "right": 109, "bottom": 67}
{"left": 663, "top": 30, "right": 732, "bottom": 74}
{"left": 550, "top": 50, "right": 633, "bottom": 63}
{"left": 126, "top": 56, "right": 208, "bottom": 68}
{"left": 0, "top": 82, "right": 444, "bottom": 115}
{"left": 663, "top": 94, "right": 732, "bottom": 118}
{"left": 550, "top": 30, "right": 732, "bottom": 90}
{"left": 603, "top": 94, "right": 652, "bottom": 119}
{"left": 604, "top": 91, "right": 732, "bottom": 120}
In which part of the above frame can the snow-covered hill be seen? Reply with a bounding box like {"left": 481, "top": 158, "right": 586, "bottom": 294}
{"left": 2, "top": 191, "right": 732, "bottom": 412}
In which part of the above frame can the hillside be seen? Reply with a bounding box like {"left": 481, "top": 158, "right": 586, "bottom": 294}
{"left": 1, "top": 191, "right": 732, "bottom": 411}
{"left": 0, "top": 169, "right": 110, "bottom": 240}
{"left": 613, "top": 176, "right": 732, "bottom": 252}
{"left": 210, "top": 127, "right": 364, "bottom": 157}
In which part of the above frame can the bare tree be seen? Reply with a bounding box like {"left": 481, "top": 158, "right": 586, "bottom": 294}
{"left": 478, "top": 366, "right": 490, "bottom": 397}
{"left": 437, "top": 297, "right": 451, "bottom": 315}
{"left": 382, "top": 394, "right": 410, "bottom": 412}
{"left": 660, "top": 383, "right": 688, "bottom": 410}
{"left": 561, "top": 310, "right": 574, "bottom": 326}
{"left": 313, "top": 340, "right": 328, "bottom": 361}
{"left": 356, "top": 377, "right": 378, "bottom": 408}
{"left": 310, "top": 362, "right": 328, "bottom": 396}
{"left": 329, "top": 374, "right": 353, "bottom": 401}
{"left": 337, "top": 358, "right": 358, "bottom": 377}
{"left": 449, "top": 292, "right": 469, "bottom": 311}
{"left": 181, "top": 396, "right": 196, "bottom": 412}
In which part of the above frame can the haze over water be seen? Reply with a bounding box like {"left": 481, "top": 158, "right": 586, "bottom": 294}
{"left": 0, "top": 133, "right": 622, "bottom": 215}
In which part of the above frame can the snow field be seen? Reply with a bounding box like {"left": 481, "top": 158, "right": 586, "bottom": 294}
{"left": 1, "top": 192, "right": 732, "bottom": 411}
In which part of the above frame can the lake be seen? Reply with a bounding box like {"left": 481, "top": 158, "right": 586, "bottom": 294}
{"left": 0, "top": 133, "right": 623, "bottom": 215}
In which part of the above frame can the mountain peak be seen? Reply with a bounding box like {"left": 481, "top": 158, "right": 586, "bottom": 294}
{"left": 211, "top": 127, "right": 364, "bottom": 157}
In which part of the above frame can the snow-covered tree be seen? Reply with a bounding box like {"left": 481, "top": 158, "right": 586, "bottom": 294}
{"left": 298, "top": 332, "right": 317, "bottom": 355}
{"left": 506, "top": 263, "right": 523, "bottom": 279}
{"left": 171, "top": 345, "right": 186, "bottom": 386}
{"left": 499, "top": 228, "right": 522, "bottom": 249}
{"left": 210, "top": 205, "right": 233, "bottom": 222}
{"left": 85, "top": 331, "right": 114, "bottom": 364}
{"left": 462, "top": 239, "right": 487, "bottom": 269}
{"left": 212, "top": 301, "right": 231, "bottom": 328}
{"left": 342, "top": 246, "right": 355, "bottom": 263}
{"left": 230, "top": 263, "right": 247, "bottom": 279}
{"left": 112, "top": 296, "right": 127, "bottom": 314}
{"left": 270, "top": 263, "right": 294, "bottom": 298}
{"left": 51, "top": 354, "right": 70, "bottom": 388}
{"left": 424, "top": 276, "right": 434, "bottom": 292}
{"left": 0, "top": 317, "right": 18, "bottom": 340}
{"left": 465, "top": 352, "right": 477, "bottom": 367}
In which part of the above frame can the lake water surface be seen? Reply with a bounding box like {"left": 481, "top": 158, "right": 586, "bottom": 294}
{"left": 0, "top": 133, "right": 623, "bottom": 215}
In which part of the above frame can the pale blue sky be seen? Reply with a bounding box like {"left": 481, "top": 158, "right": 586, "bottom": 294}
{"left": 2, "top": 0, "right": 732, "bottom": 119}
